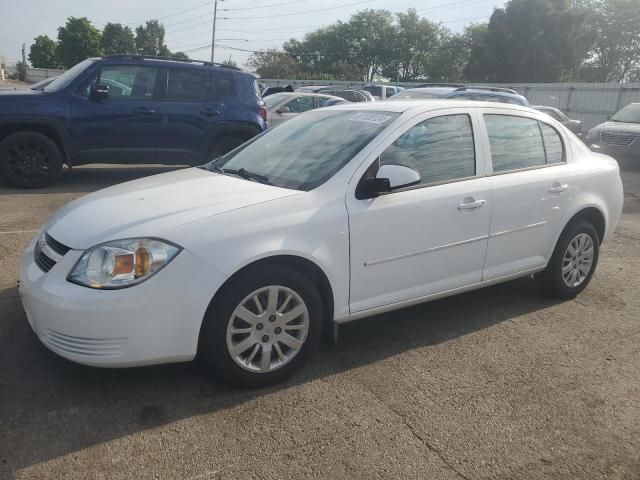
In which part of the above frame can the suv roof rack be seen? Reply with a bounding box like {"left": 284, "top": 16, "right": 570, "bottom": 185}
{"left": 415, "top": 83, "right": 464, "bottom": 88}
{"left": 103, "top": 54, "right": 242, "bottom": 71}
{"left": 453, "top": 85, "right": 518, "bottom": 95}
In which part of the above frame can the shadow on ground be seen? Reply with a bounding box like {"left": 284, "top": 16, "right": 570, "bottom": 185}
{"left": 0, "top": 276, "right": 560, "bottom": 473}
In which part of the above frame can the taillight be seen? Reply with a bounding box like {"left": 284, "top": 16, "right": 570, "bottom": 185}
{"left": 259, "top": 104, "right": 267, "bottom": 122}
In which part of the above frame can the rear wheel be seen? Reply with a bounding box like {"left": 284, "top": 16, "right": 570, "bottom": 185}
{"left": 210, "top": 136, "right": 245, "bottom": 160}
{"left": 0, "top": 132, "right": 63, "bottom": 188}
{"left": 200, "top": 265, "right": 323, "bottom": 387}
{"left": 538, "top": 220, "right": 600, "bottom": 298}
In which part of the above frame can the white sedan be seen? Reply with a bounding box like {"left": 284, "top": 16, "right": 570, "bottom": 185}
{"left": 263, "top": 92, "right": 346, "bottom": 127}
{"left": 20, "top": 101, "right": 623, "bottom": 387}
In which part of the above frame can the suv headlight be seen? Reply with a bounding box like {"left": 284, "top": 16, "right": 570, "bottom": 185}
{"left": 68, "top": 238, "right": 181, "bottom": 289}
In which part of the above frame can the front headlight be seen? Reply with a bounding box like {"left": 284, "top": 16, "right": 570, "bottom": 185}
{"left": 68, "top": 238, "right": 181, "bottom": 289}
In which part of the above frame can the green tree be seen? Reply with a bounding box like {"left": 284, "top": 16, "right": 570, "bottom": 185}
{"left": 581, "top": 0, "right": 640, "bottom": 82}
{"left": 29, "top": 35, "right": 58, "bottom": 68}
{"left": 172, "top": 52, "right": 189, "bottom": 60}
{"left": 56, "top": 17, "right": 103, "bottom": 68}
{"left": 222, "top": 58, "right": 238, "bottom": 67}
{"left": 135, "top": 20, "right": 169, "bottom": 56}
{"left": 248, "top": 49, "right": 300, "bottom": 78}
{"left": 102, "top": 23, "right": 135, "bottom": 55}
{"left": 465, "top": 0, "right": 592, "bottom": 82}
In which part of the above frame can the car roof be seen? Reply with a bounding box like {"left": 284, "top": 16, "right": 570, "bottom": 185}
{"left": 326, "top": 99, "right": 537, "bottom": 114}
{"left": 269, "top": 92, "right": 341, "bottom": 99}
{"left": 98, "top": 55, "right": 244, "bottom": 74}
{"left": 448, "top": 89, "right": 525, "bottom": 100}
{"left": 397, "top": 87, "right": 458, "bottom": 94}
{"left": 531, "top": 105, "right": 558, "bottom": 111}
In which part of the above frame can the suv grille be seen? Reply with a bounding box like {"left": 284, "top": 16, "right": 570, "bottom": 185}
{"left": 34, "top": 233, "right": 71, "bottom": 273}
{"left": 600, "top": 132, "right": 637, "bottom": 146}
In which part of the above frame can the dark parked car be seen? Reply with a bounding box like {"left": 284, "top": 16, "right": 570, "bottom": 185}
{"left": 262, "top": 84, "right": 294, "bottom": 97}
{"left": 0, "top": 55, "right": 267, "bottom": 188}
{"left": 586, "top": 103, "right": 640, "bottom": 162}
{"left": 532, "top": 105, "right": 582, "bottom": 136}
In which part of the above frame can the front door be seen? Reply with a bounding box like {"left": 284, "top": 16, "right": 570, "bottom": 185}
{"left": 347, "top": 110, "right": 492, "bottom": 314}
{"left": 70, "top": 64, "right": 160, "bottom": 164}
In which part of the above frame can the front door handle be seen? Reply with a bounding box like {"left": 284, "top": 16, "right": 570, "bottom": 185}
{"left": 549, "top": 183, "right": 569, "bottom": 194}
{"left": 134, "top": 107, "right": 155, "bottom": 115}
{"left": 200, "top": 108, "right": 221, "bottom": 117}
{"left": 457, "top": 198, "right": 486, "bottom": 211}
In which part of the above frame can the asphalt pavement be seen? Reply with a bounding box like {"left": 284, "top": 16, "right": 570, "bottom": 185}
{"left": 1, "top": 164, "right": 639, "bottom": 480}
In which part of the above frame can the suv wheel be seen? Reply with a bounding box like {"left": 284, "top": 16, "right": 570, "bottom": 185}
{"left": 0, "top": 132, "right": 63, "bottom": 188}
{"left": 211, "top": 136, "right": 244, "bottom": 159}
{"left": 200, "top": 265, "right": 323, "bottom": 388}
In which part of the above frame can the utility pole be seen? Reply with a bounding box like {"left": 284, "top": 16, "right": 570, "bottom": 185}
{"left": 210, "top": 0, "right": 218, "bottom": 63}
{"left": 21, "top": 43, "right": 26, "bottom": 81}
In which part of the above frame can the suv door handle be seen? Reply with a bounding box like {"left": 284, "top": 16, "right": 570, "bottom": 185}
{"left": 200, "top": 108, "right": 221, "bottom": 117}
{"left": 457, "top": 198, "right": 486, "bottom": 211}
{"left": 134, "top": 107, "right": 155, "bottom": 115}
{"left": 549, "top": 183, "right": 568, "bottom": 194}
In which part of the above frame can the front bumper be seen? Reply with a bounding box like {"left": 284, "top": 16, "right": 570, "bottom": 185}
{"left": 19, "top": 237, "right": 226, "bottom": 367}
{"left": 588, "top": 141, "right": 640, "bottom": 160}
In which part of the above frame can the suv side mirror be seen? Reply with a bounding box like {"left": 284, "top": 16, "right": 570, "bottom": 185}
{"left": 277, "top": 105, "right": 291, "bottom": 114}
{"left": 90, "top": 84, "right": 109, "bottom": 101}
{"left": 357, "top": 164, "right": 421, "bottom": 199}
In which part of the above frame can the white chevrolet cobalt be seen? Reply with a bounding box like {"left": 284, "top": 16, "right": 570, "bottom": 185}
{"left": 20, "top": 101, "right": 623, "bottom": 387}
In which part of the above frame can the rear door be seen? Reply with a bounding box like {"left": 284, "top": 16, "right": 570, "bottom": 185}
{"left": 70, "top": 64, "right": 160, "bottom": 164}
{"left": 155, "top": 67, "right": 233, "bottom": 165}
{"left": 480, "top": 109, "right": 574, "bottom": 280}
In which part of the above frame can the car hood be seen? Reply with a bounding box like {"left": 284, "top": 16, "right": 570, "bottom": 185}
{"left": 46, "top": 168, "right": 302, "bottom": 249}
{"left": 592, "top": 121, "right": 640, "bottom": 134}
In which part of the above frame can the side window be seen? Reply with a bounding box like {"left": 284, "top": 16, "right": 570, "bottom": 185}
{"left": 380, "top": 114, "right": 476, "bottom": 186}
{"left": 84, "top": 65, "right": 158, "bottom": 99}
{"left": 213, "top": 72, "right": 234, "bottom": 97}
{"left": 485, "top": 114, "right": 546, "bottom": 172}
{"left": 166, "top": 68, "right": 211, "bottom": 101}
{"left": 541, "top": 123, "right": 564, "bottom": 164}
{"left": 286, "top": 96, "right": 315, "bottom": 113}
{"left": 385, "top": 87, "right": 395, "bottom": 98}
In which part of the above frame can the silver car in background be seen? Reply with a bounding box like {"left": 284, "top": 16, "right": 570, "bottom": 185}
{"left": 532, "top": 105, "right": 583, "bottom": 137}
{"left": 263, "top": 92, "right": 345, "bottom": 127}
{"left": 586, "top": 103, "right": 640, "bottom": 162}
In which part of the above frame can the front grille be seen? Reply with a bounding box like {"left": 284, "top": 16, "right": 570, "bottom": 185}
{"left": 41, "top": 328, "right": 127, "bottom": 357}
{"left": 34, "top": 233, "right": 71, "bottom": 273}
{"left": 600, "top": 131, "right": 637, "bottom": 146}
{"left": 45, "top": 233, "right": 71, "bottom": 256}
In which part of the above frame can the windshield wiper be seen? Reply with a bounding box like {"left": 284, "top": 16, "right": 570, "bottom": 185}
{"left": 223, "top": 167, "right": 271, "bottom": 185}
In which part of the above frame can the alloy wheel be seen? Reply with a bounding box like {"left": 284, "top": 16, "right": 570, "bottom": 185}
{"left": 562, "top": 233, "right": 595, "bottom": 288}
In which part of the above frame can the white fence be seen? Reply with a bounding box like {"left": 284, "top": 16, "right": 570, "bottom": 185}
{"left": 26, "top": 67, "right": 64, "bottom": 83}
{"left": 261, "top": 79, "right": 640, "bottom": 130}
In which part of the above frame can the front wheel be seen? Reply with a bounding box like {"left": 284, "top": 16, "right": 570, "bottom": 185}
{"left": 0, "top": 132, "right": 63, "bottom": 188}
{"left": 538, "top": 220, "right": 600, "bottom": 299}
{"left": 200, "top": 266, "right": 323, "bottom": 387}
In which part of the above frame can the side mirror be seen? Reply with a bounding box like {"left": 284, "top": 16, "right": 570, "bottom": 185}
{"left": 357, "top": 164, "right": 421, "bottom": 199}
{"left": 90, "top": 84, "right": 109, "bottom": 101}
{"left": 277, "top": 105, "right": 291, "bottom": 114}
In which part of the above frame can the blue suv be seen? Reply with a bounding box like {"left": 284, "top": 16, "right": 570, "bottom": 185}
{"left": 0, "top": 55, "right": 267, "bottom": 188}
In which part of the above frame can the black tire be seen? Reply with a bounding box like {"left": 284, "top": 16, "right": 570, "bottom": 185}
{"left": 200, "top": 265, "right": 323, "bottom": 388}
{"left": 0, "top": 131, "right": 63, "bottom": 188}
{"left": 537, "top": 220, "right": 600, "bottom": 299}
{"left": 210, "top": 136, "right": 245, "bottom": 160}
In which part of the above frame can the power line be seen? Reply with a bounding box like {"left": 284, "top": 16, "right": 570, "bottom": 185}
{"left": 221, "top": 0, "right": 376, "bottom": 20}
{"left": 222, "top": 0, "right": 312, "bottom": 10}
{"left": 98, "top": 0, "right": 212, "bottom": 27}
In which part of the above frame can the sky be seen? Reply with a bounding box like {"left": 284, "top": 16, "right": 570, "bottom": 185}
{"left": 0, "top": 0, "right": 506, "bottom": 68}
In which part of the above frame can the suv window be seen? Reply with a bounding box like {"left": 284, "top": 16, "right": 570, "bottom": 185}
{"left": 167, "top": 68, "right": 211, "bottom": 101}
{"left": 385, "top": 87, "right": 395, "bottom": 98}
{"left": 83, "top": 65, "right": 158, "bottom": 99}
{"left": 286, "top": 96, "right": 315, "bottom": 113}
{"left": 485, "top": 114, "right": 546, "bottom": 172}
{"left": 380, "top": 114, "right": 475, "bottom": 186}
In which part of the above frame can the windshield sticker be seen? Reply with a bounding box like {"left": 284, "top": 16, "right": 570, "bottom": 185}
{"left": 349, "top": 113, "right": 393, "bottom": 125}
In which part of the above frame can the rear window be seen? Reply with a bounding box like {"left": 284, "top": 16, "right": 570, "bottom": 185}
{"left": 166, "top": 68, "right": 234, "bottom": 101}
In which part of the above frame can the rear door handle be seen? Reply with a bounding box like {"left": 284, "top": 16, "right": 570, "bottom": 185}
{"left": 200, "top": 108, "right": 221, "bottom": 117}
{"left": 134, "top": 107, "right": 155, "bottom": 115}
{"left": 549, "top": 183, "right": 568, "bottom": 194}
{"left": 457, "top": 199, "right": 486, "bottom": 211}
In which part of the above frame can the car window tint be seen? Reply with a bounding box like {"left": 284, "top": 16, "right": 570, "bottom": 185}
{"left": 541, "top": 123, "right": 564, "bottom": 164}
{"left": 213, "top": 72, "right": 234, "bottom": 97}
{"left": 485, "top": 114, "right": 546, "bottom": 172}
{"left": 380, "top": 114, "right": 475, "bottom": 185}
{"left": 91, "top": 65, "right": 157, "bottom": 99}
{"left": 167, "top": 69, "right": 211, "bottom": 100}
{"left": 286, "top": 96, "right": 315, "bottom": 113}
{"left": 386, "top": 87, "right": 395, "bottom": 97}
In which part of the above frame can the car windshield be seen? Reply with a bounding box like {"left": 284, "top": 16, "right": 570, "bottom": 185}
{"left": 202, "top": 110, "right": 399, "bottom": 191}
{"left": 264, "top": 93, "right": 290, "bottom": 109}
{"left": 43, "top": 59, "right": 95, "bottom": 93}
{"left": 389, "top": 90, "right": 442, "bottom": 100}
{"left": 610, "top": 103, "right": 640, "bottom": 124}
